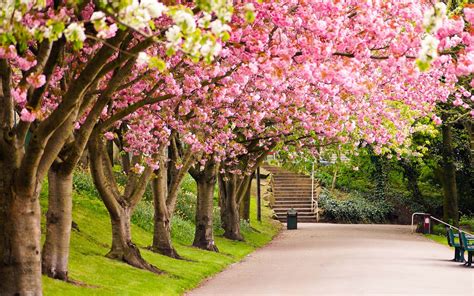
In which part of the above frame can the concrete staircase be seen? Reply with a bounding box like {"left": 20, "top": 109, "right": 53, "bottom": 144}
{"left": 263, "top": 165, "right": 319, "bottom": 223}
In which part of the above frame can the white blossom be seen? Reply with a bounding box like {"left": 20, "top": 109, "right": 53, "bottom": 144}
{"left": 64, "top": 22, "right": 86, "bottom": 43}
{"left": 172, "top": 11, "right": 196, "bottom": 33}
{"left": 210, "top": 19, "right": 230, "bottom": 35}
{"left": 165, "top": 25, "right": 182, "bottom": 47}
{"left": 91, "top": 11, "right": 106, "bottom": 22}
{"left": 136, "top": 52, "right": 150, "bottom": 66}
{"left": 140, "top": 0, "right": 167, "bottom": 18}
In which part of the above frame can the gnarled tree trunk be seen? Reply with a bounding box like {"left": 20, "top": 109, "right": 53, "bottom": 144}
{"left": 219, "top": 174, "right": 245, "bottom": 241}
{"left": 42, "top": 167, "right": 73, "bottom": 280}
{"left": 151, "top": 172, "right": 180, "bottom": 258}
{"left": 150, "top": 136, "right": 196, "bottom": 258}
{"left": 190, "top": 159, "right": 219, "bottom": 252}
{"left": 106, "top": 206, "right": 159, "bottom": 271}
{"left": 89, "top": 133, "right": 160, "bottom": 273}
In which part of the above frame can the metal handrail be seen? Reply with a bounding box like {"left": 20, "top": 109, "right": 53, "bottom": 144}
{"left": 411, "top": 212, "right": 474, "bottom": 236}
{"left": 310, "top": 161, "right": 320, "bottom": 222}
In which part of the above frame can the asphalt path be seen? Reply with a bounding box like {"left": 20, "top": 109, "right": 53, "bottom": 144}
{"left": 188, "top": 224, "right": 474, "bottom": 296}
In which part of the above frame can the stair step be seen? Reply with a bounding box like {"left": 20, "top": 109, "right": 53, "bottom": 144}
{"left": 275, "top": 212, "right": 315, "bottom": 216}
{"left": 273, "top": 204, "right": 312, "bottom": 208}
{"left": 275, "top": 197, "right": 311, "bottom": 203}
{"left": 263, "top": 165, "right": 321, "bottom": 223}
{"left": 274, "top": 194, "right": 312, "bottom": 197}
{"left": 277, "top": 217, "right": 317, "bottom": 221}
{"left": 274, "top": 210, "right": 313, "bottom": 214}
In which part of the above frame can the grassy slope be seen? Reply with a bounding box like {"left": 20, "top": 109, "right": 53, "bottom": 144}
{"left": 41, "top": 185, "right": 280, "bottom": 295}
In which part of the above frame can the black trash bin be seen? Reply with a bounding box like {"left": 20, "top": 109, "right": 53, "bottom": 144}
{"left": 287, "top": 208, "right": 297, "bottom": 230}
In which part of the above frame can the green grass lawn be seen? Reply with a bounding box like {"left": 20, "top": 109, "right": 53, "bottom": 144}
{"left": 425, "top": 234, "right": 450, "bottom": 247}
{"left": 41, "top": 185, "right": 281, "bottom": 295}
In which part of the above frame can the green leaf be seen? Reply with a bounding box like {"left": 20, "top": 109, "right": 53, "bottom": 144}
{"left": 149, "top": 57, "right": 166, "bottom": 72}
{"left": 245, "top": 11, "right": 256, "bottom": 23}
{"left": 416, "top": 59, "right": 431, "bottom": 72}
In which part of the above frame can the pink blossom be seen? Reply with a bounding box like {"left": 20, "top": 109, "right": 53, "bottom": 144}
{"left": 20, "top": 108, "right": 36, "bottom": 122}
{"left": 26, "top": 73, "right": 46, "bottom": 88}
{"left": 11, "top": 88, "right": 27, "bottom": 105}
{"left": 133, "top": 163, "right": 145, "bottom": 174}
{"left": 432, "top": 115, "right": 442, "bottom": 125}
{"left": 16, "top": 56, "right": 37, "bottom": 71}
{"left": 97, "top": 24, "right": 118, "bottom": 39}
{"left": 104, "top": 132, "right": 115, "bottom": 140}
{"left": 0, "top": 45, "right": 17, "bottom": 59}
{"left": 464, "top": 7, "right": 474, "bottom": 24}
{"left": 453, "top": 98, "right": 464, "bottom": 106}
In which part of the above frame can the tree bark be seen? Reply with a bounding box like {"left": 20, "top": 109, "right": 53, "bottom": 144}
{"left": 42, "top": 167, "right": 73, "bottom": 281}
{"left": 151, "top": 157, "right": 181, "bottom": 258}
{"left": 0, "top": 177, "right": 43, "bottom": 295}
{"left": 190, "top": 159, "right": 219, "bottom": 252}
{"left": 240, "top": 179, "right": 251, "bottom": 222}
{"left": 106, "top": 206, "right": 159, "bottom": 272}
{"left": 441, "top": 122, "right": 459, "bottom": 224}
{"left": 218, "top": 174, "right": 244, "bottom": 241}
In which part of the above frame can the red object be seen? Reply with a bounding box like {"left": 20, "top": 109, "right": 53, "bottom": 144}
{"left": 423, "top": 215, "right": 431, "bottom": 234}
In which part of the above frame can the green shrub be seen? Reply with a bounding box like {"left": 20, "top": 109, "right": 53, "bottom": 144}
{"left": 73, "top": 169, "right": 99, "bottom": 198}
{"left": 432, "top": 224, "right": 446, "bottom": 236}
{"left": 460, "top": 216, "right": 474, "bottom": 231}
{"left": 171, "top": 215, "right": 195, "bottom": 244}
{"left": 132, "top": 200, "right": 154, "bottom": 232}
{"left": 319, "top": 190, "right": 394, "bottom": 223}
{"left": 213, "top": 206, "right": 223, "bottom": 232}
{"left": 131, "top": 200, "right": 196, "bottom": 244}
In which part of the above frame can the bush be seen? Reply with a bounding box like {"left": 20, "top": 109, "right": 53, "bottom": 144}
{"left": 73, "top": 169, "right": 99, "bottom": 198}
{"left": 131, "top": 200, "right": 196, "bottom": 244}
{"left": 319, "top": 190, "right": 394, "bottom": 223}
{"left": 432, "top": 224, "right": 446, "bottom": 236}
{"left": 132, "top": 200, "right": 154, "bottom": 232}
{"left": 171, "top": 215, "right": 195, "bottom": 244}
{"left": 173, "top": 175, "right": 198, "bottom": 221}
{"left": 460, "top": 216, "right": 474, "bottom": 231}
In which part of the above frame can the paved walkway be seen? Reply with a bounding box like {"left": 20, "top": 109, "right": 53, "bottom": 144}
{"left": 188, "top": 224, "right": 474, "bottom": 296}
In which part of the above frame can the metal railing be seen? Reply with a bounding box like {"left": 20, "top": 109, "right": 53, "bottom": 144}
{"left": 411, "top": 212, "right": 474, "bottom": 236}
{"left": 310, "top": 162, "right": 320, "bottom": 222}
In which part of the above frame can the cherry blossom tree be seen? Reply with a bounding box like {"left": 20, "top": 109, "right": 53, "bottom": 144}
{"left": 0, "top": 0, "right": 232, "bottom": 292}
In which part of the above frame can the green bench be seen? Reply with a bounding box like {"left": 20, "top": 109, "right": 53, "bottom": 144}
{"left": 459, "top": 231, "right": 474, "bottom": 267}
{"left": 446, "top": 228, "right": 474, "bottom": 266}
{"left": 446, "top": 228, "right": 465, "bottom": 262}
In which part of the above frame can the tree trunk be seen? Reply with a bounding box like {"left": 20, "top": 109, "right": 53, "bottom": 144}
{"left": 107, "top": 207, "right": 160, "bottom": 272}
{"left": 219, "top": 174, "right": 244, "bottom": 241}
{"left": 42, "top": 167, "right": 73, "bottom": 281}
{"left": 441, "top": 122, "right": 459, "bottom": 224}
{"left": 191, "top": 160, "right": 219, "bottom": 252}
{"left": 240, "top": 180, "right": 251, "bottom": 222}
{"left": 151, "top": 167, "right": 181, "bottom": 258}
{"left": 89, "top": 134, "right": 160, "bottom": 273}
{"left": 0, "top": 175, "right": 43, "bottom": 294}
